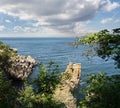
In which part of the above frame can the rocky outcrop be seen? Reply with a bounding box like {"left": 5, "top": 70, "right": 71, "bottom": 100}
{"left": 54, "top": 63, "right": 81, "bottom": 108}
{"left": 0, "top": 42, "right": 36, "bottom": 80}
{"left": 9, "top": 55, "right": 36, "bottom": 80}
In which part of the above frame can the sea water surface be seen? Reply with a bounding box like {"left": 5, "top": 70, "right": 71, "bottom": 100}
{"left": 0, "top": 37, "right": 119, "bottom": 79}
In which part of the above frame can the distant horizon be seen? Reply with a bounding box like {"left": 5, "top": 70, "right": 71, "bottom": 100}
{"left": 0, "top": 36, "right": 79, "bottom": 38}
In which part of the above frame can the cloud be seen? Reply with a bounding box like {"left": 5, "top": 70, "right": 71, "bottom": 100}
{"left": 0, "top": 0, "right": 104, "bottom": 22}
{"left": 104, "top": 0, "right": 120, "bottom": 12}
{"left": 13, "top": 26, "right": 39, "bottom": 33}
{"left": 5, "top": 19, "right": 11, "bottom": 23}
{"left": 101, "top": 18, "right": 113, "bottom": 24}
{"left": 101, "top": 17, "right": 120, "bottom": 24}
{"left": 0, "top": 0, "right": 120, "bottom": 36}
{"left": 73, "top": 22, "right": 97, "bottom": 36}
{"left": 114, "top": 19, "right": 120, "bottom": 23}
{"left": 0, "top": 25, "right": 5, "bottom": 31}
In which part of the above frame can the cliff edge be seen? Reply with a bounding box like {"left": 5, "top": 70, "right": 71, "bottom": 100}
{"left": 0, "top": 41, "right": 36, "bottom": 80}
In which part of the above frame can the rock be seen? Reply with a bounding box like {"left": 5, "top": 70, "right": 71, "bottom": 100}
{"left": 0, "top": 49, "right": 3, "bottom": 53}
{"left": 9, "top": 48, "right": 18, "bottom": 53}
{"left": 9, "top": 55, "right": 37, "bottom": 80}
{"left": 27, "top": 56, "right": 36, "bottom": 63}
{"left": 54, "top": 63, "right": 81, "bottom": 108}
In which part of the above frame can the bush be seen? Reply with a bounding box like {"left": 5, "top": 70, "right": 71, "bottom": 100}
{"left": 0, "top": 41, "right": 17, "bottom": 72}
{"left": 18, "top": 62, "right": 65, "bottom": 108}
{"left": 34, "top": 61, "right": 61, "bottom": 94}
{"left": 79, "top": 73, "right": 120, "bottom": 108}
{"left": 0, "top": 70, "right": 17, "bottom": 108}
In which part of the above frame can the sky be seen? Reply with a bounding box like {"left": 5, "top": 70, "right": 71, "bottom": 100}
{"left": 0, "top": 0, "right": 120, "bottom": 37}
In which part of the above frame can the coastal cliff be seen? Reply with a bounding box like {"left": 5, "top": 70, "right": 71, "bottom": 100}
{"left": 9, "top": 55, "right": 36, "bottom": 80}
{"left": 0, "top": 41, "right": 36, "bottom": 80}
{"left": 54, "top": 63, "right": 81, "bottom": 108}
{"left": 0, "top": 41, "right": 81, "bottom": 107}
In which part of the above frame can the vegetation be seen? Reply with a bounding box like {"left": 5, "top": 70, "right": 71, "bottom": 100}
{"left": 77, "top": 28, "right": 120, "bottom": 68}
{"left": 1, "top": 27, "right": 120, "bottom": 108}
{"left": 0, "top": 42, "right": 65, "bottom": 108}
{"left": 18, "top": 62, "right": 65, "bottom": 108}
{"left": 0, "top": 41, "right": 17, "bottom": 72}
{"left": 79, "top": 73, "right": 120, "bottom": 108}
{"left": 0, "top": 47, "right": 65, "bottom": 108}
{"left": 0, "top": 70, "right": 17, "bottom": 108}
{"left": 34, "top": 61, "right": 61, "bottom": 94}
{"left": 77, "top": 28, "right": 120, "bottom": 108}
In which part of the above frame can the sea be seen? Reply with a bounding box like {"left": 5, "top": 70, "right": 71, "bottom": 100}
{"left": 0, "top": 37, "right": 119, "bottom": 80}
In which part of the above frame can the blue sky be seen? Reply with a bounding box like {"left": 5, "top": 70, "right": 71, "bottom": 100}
{"left": 0, "top": 0, "right": 120, "bottom": 37}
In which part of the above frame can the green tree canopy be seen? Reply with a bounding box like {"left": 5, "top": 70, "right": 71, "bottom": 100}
{"left": 77, "top": 28, "right": 120, "bottom": 68}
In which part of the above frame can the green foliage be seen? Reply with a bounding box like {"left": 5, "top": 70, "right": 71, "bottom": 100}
{"left": 61, "top": 72, "right": 72, "bottom": 80}
{"left": 0, "top": 41, "right": 17, "bottom": 72}
{"left": 0, "top": 41, "right": 65, "bottom": 107}
{"left": 77, "top": 28, "right": 120, "bottom": 68}
{"left": 34, "top": 61, "right": 61, "bottom": 94}
{"left": 0, "top": 42, "right": 10, "bottom": 71}
{"left": 0, "top": 70, "right": 17, "bottom": 108}
{"left": 79, "top": 73, "right": 120, "bottom": 108}
{"left": 18, "top": 62, "right": 65, "bottom": 108}
{"left": 18, "top": 84, "right": 65, "bottom": 108}
{"left": 76, "top": 29, "right": 120, "bottom": 107}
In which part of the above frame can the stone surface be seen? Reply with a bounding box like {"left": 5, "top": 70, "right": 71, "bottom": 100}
{"left": 9, "top": 55, "right": 37, "bottom": 80}
{"left": 9, "top": 48, "right": 18, "bottom": 53}
{"left": 54, "top": 63, "right": 81, "bottom": 108}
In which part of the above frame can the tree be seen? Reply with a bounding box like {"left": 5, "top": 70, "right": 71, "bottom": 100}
{"left": 78, "top": 28, "right": 120, "bottom": 68}
{"left": 79, "top": 73, "right": 120, "bottom": 108}
{"left": 18, "top": 62, "right": 65, "bottom": 108}
{"left": 0, "top": 70, "right": 17, "bottom": 108}
{"left": 0, "top": 41, "right": 17, "bottom": 72}
{"left": 34, "top": 61, "right": 61, "bottom": 94}
{"left": 76, "top": 28, "right": 120, "bottom": 108}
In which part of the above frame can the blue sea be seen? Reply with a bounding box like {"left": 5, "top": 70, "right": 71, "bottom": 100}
{"left": 0, "top": 37, "right": 119, "bottom": 80}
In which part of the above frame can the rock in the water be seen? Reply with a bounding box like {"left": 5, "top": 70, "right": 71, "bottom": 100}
{"left": 54, "top": 63, "right": 81, "bottom": 108}
{"left": 9, "top": 55, "right": 37, "bottom": 80}
{"left": 9, "top": 48, "right": 18, "bottom": 53}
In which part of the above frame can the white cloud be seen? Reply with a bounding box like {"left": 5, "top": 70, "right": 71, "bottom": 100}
{"left": 114, "top": 19, "right": 120, "bottom": 23}
{"left": 13, "top": 26, "right": 23, "bottom": 32}
{"left": 73, "top": 22, "right": 97, "bottom": 36}
{"left": 0, "top": 1, "right": 104, "bottom": 22}
{"left": 101, "top": 18, "right": 113, "bottom": 24}
{"left": 104, "top": 0, "right": 120, "bottom": 11}
{"left": 0, "top": 25, "right": 5, "bottom": 31}
{"left": 13, "top": 26, "right": 39, "bottom": 33}
{"left": 0, "top": 0, "right": 120, "bottom": 36}
{"left": 5, "top": 19, "right": 11, "bottom": 23}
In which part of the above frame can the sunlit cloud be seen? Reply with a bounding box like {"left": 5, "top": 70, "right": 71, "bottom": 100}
{"left": 0, "top": 0, "right": 120, "bottom": 37}
{"left": 0, "top": 25, "right": 5, "bottom": 31}
{"left": 101, "top": 18, "right": 113, "bottom": 24}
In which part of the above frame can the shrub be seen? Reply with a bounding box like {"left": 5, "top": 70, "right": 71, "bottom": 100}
{"left": 0, "top": 70, "right": 17, "bottom": 108}
{"left": 79, "top": 73, "right": 120, "bottom": 108}
{"left": 18, "top": 62, "right": 65, "bottom": 108}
